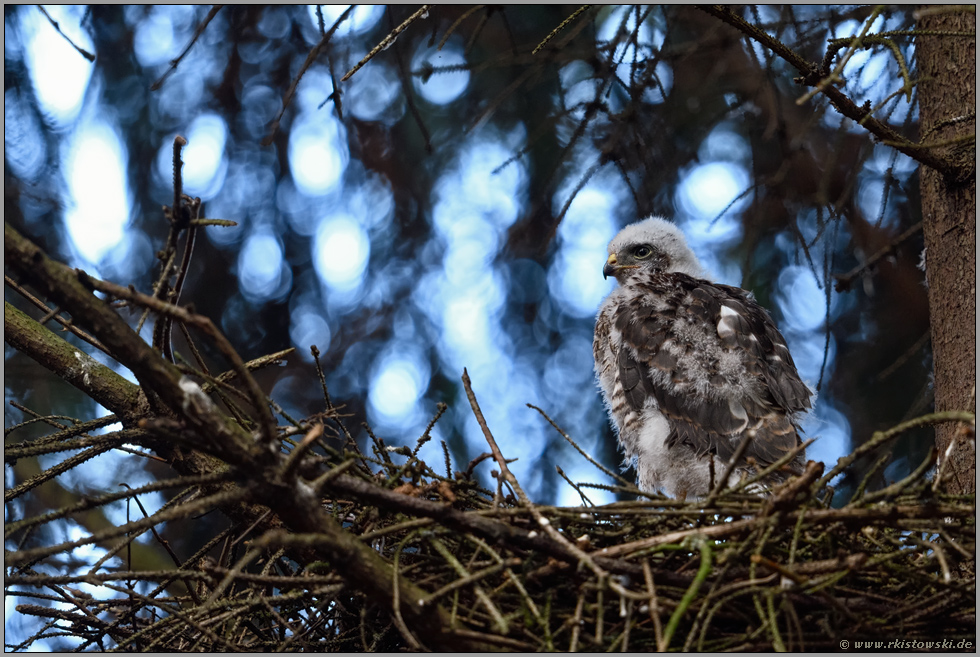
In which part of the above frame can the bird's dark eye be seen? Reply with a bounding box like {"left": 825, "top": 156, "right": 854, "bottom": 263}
{"left": 634, "top": 245, "right": 653, "bottom": 259}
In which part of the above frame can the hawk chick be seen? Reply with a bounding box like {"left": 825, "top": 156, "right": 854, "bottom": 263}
{"left": 593, "top": 217, "right": 812, "bottom": 499}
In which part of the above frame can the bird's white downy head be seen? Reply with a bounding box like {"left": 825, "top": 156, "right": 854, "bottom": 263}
{"left": 607, "top": 216, "right": 704, "bottom": 279}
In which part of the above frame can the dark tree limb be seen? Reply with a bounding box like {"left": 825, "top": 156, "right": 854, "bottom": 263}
{"left": 3, "top": 223, "right": 491, "bottom": 651}
{"left": 697, "top": 5, "right": 960, "bottom": 178}
{"left": 4, "top": 302, "right": 142, "bottom": 418}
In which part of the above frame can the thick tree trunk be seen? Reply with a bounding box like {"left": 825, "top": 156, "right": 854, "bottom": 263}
{"left": 916, "top": 8, "right": 976, "bottom": 494}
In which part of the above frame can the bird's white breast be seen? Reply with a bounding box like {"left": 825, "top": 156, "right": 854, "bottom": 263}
{"left": 595, "top": 279, "right": 750, "bottom": 499}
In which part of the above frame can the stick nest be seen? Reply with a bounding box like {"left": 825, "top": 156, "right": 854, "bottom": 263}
{"left": 4, "top": 217, "right": 976, "bottom": 651}
{"left": 6, "top": 388, "right": 976, "bottom": 652}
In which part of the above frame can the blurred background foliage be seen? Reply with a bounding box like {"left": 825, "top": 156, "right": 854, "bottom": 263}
{"left": 5, "top": 4, "right": 936, "bottom": 529}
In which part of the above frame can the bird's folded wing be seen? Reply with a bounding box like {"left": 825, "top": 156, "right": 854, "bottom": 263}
{"left": 614, "top": 274, "right": 810, "bottom": 470}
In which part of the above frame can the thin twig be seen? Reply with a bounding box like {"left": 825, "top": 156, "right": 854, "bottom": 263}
{"left": 4, "top": 275, "right": 108, "bottom": 354}
{"left": 462, "top": 370, "right": 634, "bottom": 598}
{"left": 813, "top": 411, "right": 975, "bottom": 492}
{"left": 437, "top": 5, "right": 485, "bottom": 51}
{"left": 341, "top": 5, "right": 432, "bottom": 82}
{"left": 555, "top": 465, "right": 594, "bottom": 506}
{"left": 36, "top": 5, "right": 95, "bottom": 62}
{"left": 151, "top": 5, "right": 223, "bottom": 91}
{"left": 527, "top": 403, "right": 632, "bottom": 486}
{"left": 389, "top": 6, "right": 433, "bottom": 153}
{"left": 162, "top": 195, "right": 200, "bottom": 364}
{"left": 833, "top": 221, "right": 923, "bottom": 291}
{"left": 531, "top": 5, "right": 592, "bottom": 54}
{"left": 263, "top": 5, "right": 355, "bottom": 145}
{"left": 642, "top": 559, "right": 664, "bottom": 650}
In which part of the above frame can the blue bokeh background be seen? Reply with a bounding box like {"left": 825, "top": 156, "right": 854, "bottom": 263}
{"left": 5, "top": 6, "right": 935, "bottom": 649}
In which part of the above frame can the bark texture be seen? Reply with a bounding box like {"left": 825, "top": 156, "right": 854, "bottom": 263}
{"left": 916, "top": 7, "right": 977, "bottom": 494}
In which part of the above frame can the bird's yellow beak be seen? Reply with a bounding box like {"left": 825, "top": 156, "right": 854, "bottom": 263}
{"left": 603, "top": 253, "right": 618, "bottom": 280}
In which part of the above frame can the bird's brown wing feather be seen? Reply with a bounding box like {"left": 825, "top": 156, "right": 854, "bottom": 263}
{"left": 614, "top": 273, "right": 810, "bottom": 472}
